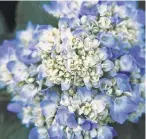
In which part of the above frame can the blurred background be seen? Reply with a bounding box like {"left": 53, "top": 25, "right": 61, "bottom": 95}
{"left": 0, "top": 1, "right": 145, "bottom": 139}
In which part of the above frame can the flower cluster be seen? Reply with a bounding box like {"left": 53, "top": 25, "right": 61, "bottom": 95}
{"left": 0, "top": 1, "right": 145, "bottom": 139}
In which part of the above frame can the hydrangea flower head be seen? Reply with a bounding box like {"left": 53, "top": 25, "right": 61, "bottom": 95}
{"left": 0, "top": 1, "right": 145, "bottom": 139}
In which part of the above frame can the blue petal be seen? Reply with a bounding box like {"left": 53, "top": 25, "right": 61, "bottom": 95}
{"left": 29, "top": 127, "right": 39, "bottom": 139}
{"left": 43, "top": 1, "right": 60, "bottom": 15}
{"left": 20, "top": 84, "right": 37, "bottom": 99}
{"left": 16, "top": 47, "right": 41, "bottom": 65}
{"left": 99, "top": 78, "right": 112, "bottom": 91}
{"left": 45, "top": 78, "right": 54, "bottom": 88}
{"left": 114, "top": 96, "right": 137, "bottom": 113}
{"left": 81, "top": 120, "right": 97, "bottom": 131}
{"left": 110, "top": 96, "right": 137, "bottom": 124}
{"left": 99, "top": 33, "right": 117, "bottom": 48}
{"left": 57, "top": 106, "right": 68, "bottom": 125}
{"left": 110, "top": 48, "right": 124, "bottom": 59}
{"left": 72, "top": 29, "right": 87, "bottom": 38}
{"left": 110, "top": 108, "right": 128, "bottom": 124}
{"left": 28, "top": 65, "right": 38, "bottom": 77}
{"left": 119, "top": 55, "right": 134, "bottom": 72}
{"left": 66, "top": 113, "right": 78, "bottom": 128}
{"left": 69, "top": 17, "right": 80, "bottom": 29}
{"left": 47, "top": 90, "right": 59, "bottom": 103}
{"left": 37, "top": 65, "right": 47, "bottom": 80}
{"left": 80, "top": 2, "right": 98, "bottom": 16}
{"left": 131, "top": 84, "right": 141, "bottom": 104}
{"left": 81, "top": 121, "right": 91, "bottom": 131}
{"left": 7, "top": 102, "right": 22, "bottom": 113}
{"left": 109, "top": 126, "right": 118, "bottom": 137}
{"left": 117, "top": 1, "right": 137, "bottom": 8}
{"left": 40, "top": 100, "right": 57, "bottom": 117}
{"left": 61, "top": 79, "right": 70, "bottom": 91}
{"left": 135, "top": 56, "right": 145, "bottom": 68}
{"left": 43, "top": 1, "right": 70, "bottom": 18}
{"left": 129, "top": 46, "right": 145, "bottom": 68}
{"left": 115, "top": 74, "right": 131, "bottom": 91}
{"left": 0, "top": 40, "right": 16, "bottom": 63}
{"left": 37, "top": 25, "right": 53, "bottom": 30}
{"left": 102, "top": 60, "right": 114, "bottom": 72}
{"left": 136, "top": 10, "right": 145, "bottom": 25}
{"left": 97, "top": 126, "right": 116, "bottom": 139}
{"left": 7, "top": 60, "right": 18, "bottom": 74}
{"left": 77, "top": 87, "right": 92, "bottom": 102}
{"left": 128, "top": 103, "right": 145, "bottom": 123}
{"left": 111, "top": 14, "right": 121, "bottom": 25}
{"left": 59, "top": 17, "right": 69, "bottom": 28}
{"left": 48, "top": 124, "right": 64, "bottom": 138}
{"left": 7, "top": 60, "right": 28, "bottom": 81}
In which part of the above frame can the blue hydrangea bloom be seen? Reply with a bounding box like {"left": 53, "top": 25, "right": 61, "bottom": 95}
{"left": 0, "top": 1, "right": 144, "bottom": 139}
{"left": 110, "top": 96, "right": 137, "bottom": 124}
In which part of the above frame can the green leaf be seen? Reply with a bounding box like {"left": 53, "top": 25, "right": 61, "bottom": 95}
{"left": 16, "top": 1, "right": 58, "bottom": 30}
{"left": 0, "top": 13, "right": 5, "bottom": 35}
{"left": 0, "top": 13, "right": 13, "bottom": 44}
{"left": 0, "top": 101, "right": 31, "bottom": 139}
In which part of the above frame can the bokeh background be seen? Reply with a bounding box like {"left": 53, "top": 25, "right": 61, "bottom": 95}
{"left": 0, "top": 1, "right": 145, "bottom": 139}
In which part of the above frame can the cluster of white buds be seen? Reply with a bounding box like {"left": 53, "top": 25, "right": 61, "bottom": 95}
{"left": 37, "top": 27, "right": 114, "bottom": 90}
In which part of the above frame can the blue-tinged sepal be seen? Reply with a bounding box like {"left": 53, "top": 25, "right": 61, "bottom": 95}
{"left": 110, "top": 96, "right": 137, "bottom": 124}
{"left": 29, "top": 127, "right": 39, "bottom": 139}
{"left": 20, "top": 84, "right": 38, "bottom": 99}
{"left": 115, "top": 74, "right": 131, "bottom": 91}
{"left": 119, "top": 55, "right": 134, "bottom": 72}
{"left": 40, "top": 100, "right": 57, "bottom": 118}
{"left": 7, "top": 102, "right": 22, "bottom": 113}
{"left": 97, "top": 126, "right": 117, "bottom": 139}
{"left": 99, "top": 32, "right": 117, "bottom": 48}
{"left": 7, "top": 60, "right": 29, "bottom": 82}
{"left": 48, "top": 123, "right": 64, "bottom": 139}
{"left": 66, "top": 113, "right": 78, "bottom": 128}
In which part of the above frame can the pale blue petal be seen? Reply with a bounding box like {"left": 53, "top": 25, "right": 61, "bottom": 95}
{"left": 29, "top": 127, "right": 39, "bottom": 139}
{"left": 40, "top": 100, "right": 57, "bottom": 118}
{"left": 48, "top": 124, "right": 64, "bottom": 138}
{"left": 16, "top": 47, "right": 41, "bottom": 65}
{"left": 69, "top": 17, "right": 80, "bottom": 28}
{"left": 7, "top": 102, "right": 22, "bottom": 113}
{"left": 20, "top": 84, "right": 38, "bottom": 99}
{"left": 129, "top": 46, "right": 145, "bottom": 68}
{"left": 7, "top": 60, "right": 28, "bottom": 81}
{"left": 57, "top": 106, "right": 68, "bottom": 125}
{"left": 77, "top": 87, "right": 92, "bottom": 102}
{"left": 102, "top": 60, "right": 114, "bottom": 72}
{"left": 114, "top": 96, "right": 137, "bottom": 113}
{"left": 81, "top": 120, "right": 97, "bottom": 131}
{"left": 115, "top": 74, "right": 131, "bottom": 91}
{"left": 61, "top": 79, "right": 70, "bottom": 91}
{"left": 110, "top": 96, "right": 137, "bottom": 124}
{"left": 59, "top": 17, "right": 69, "bottom": 28}
{"left": 45, "top": 78, "right": 55, "bottom": 88}
{"left": 99, "top": 78, "right": 112, "bottom": 91}
{"left": 47, "top": 90, "right": 60, "bottom": 103}
{"left": 119, "top": 55, "right": 134, "bottom": 72}
{"left": 97, "top": 126, "right": 116, "bottom": 139}
{"left": 28, "top": 65, "right": 38, "bottom": 77}
{"left": 66, "top": 113, "right": 78, "bottom": 128}
{"left": 99, "top": 33, "right": 117, "bottom": 48}
{"left": 80, "top": 2, "right": 98, "bottom": 16}
{"left": 110, "top": 108, "right": 127, "bottom": 124}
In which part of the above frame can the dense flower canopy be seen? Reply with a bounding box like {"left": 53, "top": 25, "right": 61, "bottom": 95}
{"left": 0, "top": 1, "right": 145, "bottom": 139}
